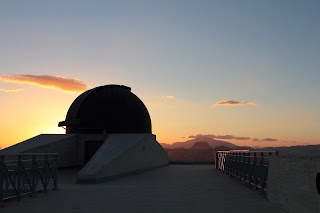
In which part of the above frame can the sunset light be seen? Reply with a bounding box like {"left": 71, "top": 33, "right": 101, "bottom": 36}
{"left": 0, "top": 1, "right": 319, "bottom": 150}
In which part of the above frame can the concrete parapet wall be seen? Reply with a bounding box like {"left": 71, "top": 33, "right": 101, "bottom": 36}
{"left": 167, "top": 150, "right": 214, "bottom": 164}
{"left": 267, "top": 157, "right": 320, "bottom": 213}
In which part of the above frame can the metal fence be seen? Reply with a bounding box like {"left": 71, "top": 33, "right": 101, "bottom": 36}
{"left": 215, "top": 151, "right": 278, "bottom": 192}
{"left": 0, "top": 153, "right": 58, "bottom": 205}
{"left": 166, "top": 150, "right": 214, "bottom": 164}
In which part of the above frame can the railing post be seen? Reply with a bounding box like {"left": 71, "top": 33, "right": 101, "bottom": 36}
{"left": 224, "top": 152, "right": 228, "bottom": 172}
{"left": 244, "top": 152, "right": 250, "bottom": 183}
{"left": 255, "top": 152, "right": 264, "bottom": 188}
{"left": 249, "top": 152, "right": 257, "bottom": 186}
{"left": 215, "top": 152, "right": 219, "bottom": 169}
{"left": 44, "top": 154, "right": 48, "bottom": 192}
{"left": 31, "top": 155, "right": 37, "bottom": 196}
{"left": 239, "top": 152, "right": 244, "bottom": 180}
{"left": 235, "top": 152, "right": 240, "bottom": 178}
{"left": 261, "top": 152, "right": 271, "bottom": 191}
{"left": 0, "top": 155, "right": 4, "bottom": 206}
{"left": 17, "top": 155, "right": 22, "bottom": 201}
{"left": 53, "top": 154, "right": 58, "bottom": 190}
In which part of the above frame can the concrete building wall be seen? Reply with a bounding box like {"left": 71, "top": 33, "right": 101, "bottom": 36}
{"left": 267, "top": 157, "right": 320, "bottom": 213}
{"left": 0, "top": 134, "right": 79, "bottom": 167}
{"left": 0, "top": 134, "right": 110, "bottom": 167}
{"left": 77, "top": 133, "right": 168, "bottom": 183}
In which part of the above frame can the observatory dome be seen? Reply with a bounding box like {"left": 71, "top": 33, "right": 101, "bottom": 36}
{"left": 58, "top": 85, "right": 151, "bottom": 134}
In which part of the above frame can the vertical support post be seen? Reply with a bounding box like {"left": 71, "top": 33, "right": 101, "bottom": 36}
{"left": 0, "top": 155, "right": 4, "bottom": 206}
{"left": 224, "top": 152, "right": 227, "bottom": 173}
{"left": 229, "top": 152, "right": 233, "bottom": 176}
{"left": 17, "top": 155, "right": 22, "bottom": 201}
{"left": 249, "top": 152, "right": 257, "bottom": 186}
{"left": 215, "top": 152, "right": 219, "bottom": 169}
{"left": 239, "top": 152, "right": 244, "bottom": 180}
{"left": 53, "top": 154, "right": 58, "bottom": 190}
{"left": 235, "top": 152, "right": 240, "bottom": 178}
{"left": 255, "top": 152, "right": 264, "bottom": 188}
{"left": 244, "top": 152, "right": 250, "bottom": 183}
{"left": 44, "top": 154, "right": 48, "bottom": 192}
{"left": 231, "top": 152, "right": 235, "bottom": 176}
{"left": 261, "top": 152, "right": 271, "bottom": 191}
{"left": 31, "top": 155, "right": 36, "bottom": 195}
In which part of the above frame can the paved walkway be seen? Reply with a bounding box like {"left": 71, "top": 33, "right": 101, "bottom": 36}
{"left": 2, "top": 165, "right": 286, "bottom": 213}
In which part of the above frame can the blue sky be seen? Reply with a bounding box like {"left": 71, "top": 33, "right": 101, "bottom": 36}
{"left": 0, "top": 0, "right": 319, "bottom": 148}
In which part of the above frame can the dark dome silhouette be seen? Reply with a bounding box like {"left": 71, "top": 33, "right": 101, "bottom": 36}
{"left": 58, "top": 85, "right": 151, "bottom": 134}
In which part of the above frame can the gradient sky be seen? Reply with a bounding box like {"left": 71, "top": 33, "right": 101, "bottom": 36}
{"left": 1, "top": 0, "right": 319, "bottom": 149}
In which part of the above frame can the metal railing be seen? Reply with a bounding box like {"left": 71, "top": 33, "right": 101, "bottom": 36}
{"left": 166, "top": 150, "right": 214, "bottom": 164}
{"left": 215, "top": 151, "right": 278, "bottom": 192}
{"left": 0, "top": 153, "right": 58, "bottom": 205}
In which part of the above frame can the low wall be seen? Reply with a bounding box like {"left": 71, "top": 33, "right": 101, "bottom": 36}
{"left": 267, "top": 157, "right": 320, "bottom": 213}
{"left": 166, "top": 150, "right": 214, "bottom": 164}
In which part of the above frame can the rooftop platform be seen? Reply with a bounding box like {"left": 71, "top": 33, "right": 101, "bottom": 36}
{"left": 2, "top": 165, "right": 285, "bottom": 213}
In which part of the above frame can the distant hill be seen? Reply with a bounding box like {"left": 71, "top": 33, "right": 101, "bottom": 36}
{"left": 190, "top": 142, "right": 213, "bottom": 150}
{"left": 161, "top": 136, "right": 248, "bottom": 150}
{"left": 258, "top": 145, "right": 320, "bottom": 157}
{"left": 213, "top": 145, "right": 232, "bottom": 152}
{"left": 161, "top": 138, "right": 320, "bottom": 157}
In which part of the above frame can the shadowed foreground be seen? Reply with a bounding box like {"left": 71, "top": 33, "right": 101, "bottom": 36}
{"left": 2, "top": 165, "right": 285, "bottom": 213}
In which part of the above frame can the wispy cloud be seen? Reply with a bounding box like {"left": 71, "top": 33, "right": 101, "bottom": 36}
{"left": 188, "top": 134, "right": 280, "bottom": 142}
{"left": 189, "top": 134, "right": 251, "bottom": 141}
{"left": 0, "top": 88, "right": 24, "bottom": 92}
{"left": 0, "top": 74, "right": 89, "bottom": 92}
{"left": 213, "top": 100, "right": 256, "bottom": 107}
{"left": 162, "top": 95, "right": 176, "bottom": 100}
{"left": 261, "top": 138, "right": 278, "bottom": 142}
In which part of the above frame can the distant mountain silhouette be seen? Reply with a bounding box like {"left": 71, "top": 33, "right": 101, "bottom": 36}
{"left": 257, "top": 145, "right": 320, "bottom": 157}
{"left": 213, "top": 145, "right": 232, "bottom": 152}
{"left": 161, "top": 136, "right": 239, "bottom": 150}
{"left": 190, "top": 142, "right": 213, "bottom": 150}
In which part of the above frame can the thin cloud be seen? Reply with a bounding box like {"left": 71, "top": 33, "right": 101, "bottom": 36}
{"left": 262, "top": 138, "right": 278, "bottom": 142}
{"left": 215, "top": 135, "right": 236, "bottom": 140}
{"left": 189, "top": 134, "right": 251, "bottom": 140}
{"left": 162, "top": 95, "right": 176, "bottom": 100}
{"left": 213, "top": 100, "right": 256, "bottom": 107}
{"left": 0, "top": 88, "right": 24, "bottom": 92}
{"left": 235, "top": 136, "right": 251, "bottom": 140}
{"left": 189, "top": 133, "right": 281, "bottom": 143}
{"left": 189, "top": 134, "right": 216, "bottom": 139}
{"left": 0, "top": 74, "right": 89, "bottom": 92}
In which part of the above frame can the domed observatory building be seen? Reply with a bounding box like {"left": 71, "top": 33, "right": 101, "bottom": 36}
{"left": 59, "top": 85, "right": 151, "bottom": 135}
{"left": 2, "top": 85, "right": 168, "bottom": 183}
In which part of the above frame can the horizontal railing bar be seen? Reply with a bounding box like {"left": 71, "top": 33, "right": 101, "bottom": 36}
{"left": 0, "top": 153, "right": 58, "bottom": 156}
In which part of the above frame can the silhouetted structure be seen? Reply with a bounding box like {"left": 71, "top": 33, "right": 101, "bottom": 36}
{"left": 58, "top": 85, "right": 151, "bottom": 134}
{"left": 2, "top": 85, "right": 168, "bottom": 183}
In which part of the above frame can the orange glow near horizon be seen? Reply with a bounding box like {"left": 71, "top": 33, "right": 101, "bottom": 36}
{"left": 0, "top": 85, "right": 319, "bottom": 150}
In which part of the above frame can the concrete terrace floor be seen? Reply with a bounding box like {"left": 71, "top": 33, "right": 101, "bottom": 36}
{"left": 2, "top": 165, "right": 286, "bottom": 213}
